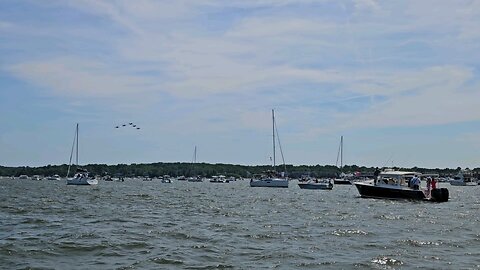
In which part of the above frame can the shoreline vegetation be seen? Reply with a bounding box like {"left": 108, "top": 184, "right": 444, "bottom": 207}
{"left": 1, "top": 163, "right": 478, "bottom": 179}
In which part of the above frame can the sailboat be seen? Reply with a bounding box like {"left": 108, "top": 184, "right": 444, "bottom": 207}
{"left": 66, "top": 123, "right": 98, "bottom": 186}
{"left": 250, "top": 109, "right": 289, "bottom": 188}
{"left": 187, "top": 146, "right": 202, "bottom": 182}
{"left": 333, "top": 136, "right": 351, "bottom": 185}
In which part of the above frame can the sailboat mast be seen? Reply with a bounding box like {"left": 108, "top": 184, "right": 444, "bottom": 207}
{"left": 272, "top": 109, "right": 276, "bottom": 171}
{"left": 340, "top": 135, "right": 343, "bottom": 169}
{"left": 76, "top": 123, "right": 79, "bottom": 167}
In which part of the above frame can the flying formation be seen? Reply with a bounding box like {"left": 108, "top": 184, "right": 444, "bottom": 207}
{"left": 115, "top": 122, "right": 140, "bottom": 130}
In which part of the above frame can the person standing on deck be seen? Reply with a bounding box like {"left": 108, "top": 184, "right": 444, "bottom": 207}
{"left": 431, "top": 177, "right": 437, "bottom": 190}
{"left": 411, "top": 175, "right": 421, "bottom": 190}
{"left": 426, "top": 177, "right": 432, "bottom": 195}
{"left": 374, "top": 167, "right": 381, "bottom": 185}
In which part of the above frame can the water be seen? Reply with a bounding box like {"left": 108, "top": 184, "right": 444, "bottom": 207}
{"left": 1, "top": 179, "right": 479, "bottom": 269}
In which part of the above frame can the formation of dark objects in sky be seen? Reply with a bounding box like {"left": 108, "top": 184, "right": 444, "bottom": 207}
{"left": 115, "top": 122, "right": 140, "bottom": 130}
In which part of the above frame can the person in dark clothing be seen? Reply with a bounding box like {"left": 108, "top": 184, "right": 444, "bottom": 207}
{"left": 373, "top": 167, "right": 381, "bottom": 185}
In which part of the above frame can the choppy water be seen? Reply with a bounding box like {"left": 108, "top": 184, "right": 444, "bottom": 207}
{"left": 1, "top": 178, "right": 479, "bottom": 269}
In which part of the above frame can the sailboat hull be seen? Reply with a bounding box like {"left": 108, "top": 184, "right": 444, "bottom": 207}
{"left": 250, "top": 178, "right": 288, "bottom": 188}
{"left": 66, "top": 177, "right": 98, "bottom": 185}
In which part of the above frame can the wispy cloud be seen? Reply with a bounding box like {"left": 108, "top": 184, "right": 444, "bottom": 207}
{"left": 2, "top": 0, "right": 480, "bottom": 167}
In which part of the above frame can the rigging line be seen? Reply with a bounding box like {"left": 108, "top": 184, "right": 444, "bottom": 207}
{"left": 274, "top": 116, "right": 287, "bottom": 174}
{"left": 66, "top": 124, "right": 77, "bottom": 178}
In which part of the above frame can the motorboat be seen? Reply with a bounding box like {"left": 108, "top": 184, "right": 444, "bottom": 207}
{"left": 46, "top": 174, "right": 62, "bottom": 181}
{"left": 353, "top": 170, "right": 449, "bottom": 202}
{"left": 449, "top": 170, "right": 478, "bottom": 186}
{"left": 298, "top": 178, "right": 333, "bottom": 190}
{"left": 210, "top": 175, "right": 230, "bottom": 183}
{"left": 161, "top": 178, "right": 172, "bottom": 183}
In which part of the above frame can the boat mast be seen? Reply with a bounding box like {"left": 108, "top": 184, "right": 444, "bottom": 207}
{"left": 272, "top": 109, "right": 276, "bottom": 172}
{"left": 76, "top": 123, "right": 79, "bottom": 167}
{"left": 340, "top": 135, "right": 343, "bottom": 169}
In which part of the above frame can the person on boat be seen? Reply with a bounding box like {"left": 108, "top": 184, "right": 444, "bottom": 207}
{"left": 411, "top": 175, "right": 421, "bottom": 190}
{"left": 373, "top": 167, "right": 380, "bottom": 185}
{"left": 426, "top": 177, "right": 432, "bottom": 194}
{"left": 431, "top": 177, "right": 437, "bottom": 189}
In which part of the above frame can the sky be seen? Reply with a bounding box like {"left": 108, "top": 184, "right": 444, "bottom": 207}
{"left": 1, "top": 0, "right": 480, "bottom": 169}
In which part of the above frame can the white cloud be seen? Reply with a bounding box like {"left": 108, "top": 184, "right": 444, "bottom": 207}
{"left": 7, "top": 57, "right": 153, "bottom": 98}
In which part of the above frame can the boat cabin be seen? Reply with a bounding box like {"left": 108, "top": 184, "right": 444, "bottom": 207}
{"left": 377, "top": 171, "right": 421, "bottom": 187}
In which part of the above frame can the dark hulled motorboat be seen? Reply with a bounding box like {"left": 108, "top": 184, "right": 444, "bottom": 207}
{"left": 354, "top": 171, "right": 449, "bottom": 202}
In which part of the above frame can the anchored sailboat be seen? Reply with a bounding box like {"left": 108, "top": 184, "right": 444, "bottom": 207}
{"left": 334, "top": 136, "right": 351, "bottom": 185}
{"left": 66, "top": 123, "right": 98, "bottom": 186}
{"left": 250, "top": 109, "right": 288, "bottom": 188}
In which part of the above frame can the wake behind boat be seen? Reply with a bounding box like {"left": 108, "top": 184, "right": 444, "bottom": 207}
{"left": 354, "top": 170, "right": 448, "bottom": 202}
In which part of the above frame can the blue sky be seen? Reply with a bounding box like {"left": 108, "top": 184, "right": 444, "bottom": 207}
{"left": 1, "top": 0, "right": 480, "bottom": 169}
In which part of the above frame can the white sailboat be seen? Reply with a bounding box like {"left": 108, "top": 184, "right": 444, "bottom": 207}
{"left": 188, "top": 146, "right": 202, "bottom": 182}
{"left": 66, "top": 123, "right": 98, "bottom": 186}
{"left": 250, "top": 109, "right": 289, "bottom": 188}
{"left": 333, "top": 136, "right": 351, "bottom": 185}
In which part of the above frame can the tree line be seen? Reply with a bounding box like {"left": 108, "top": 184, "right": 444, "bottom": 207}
{"left": 1, "top": 162, "right": 478, "bottom": 178}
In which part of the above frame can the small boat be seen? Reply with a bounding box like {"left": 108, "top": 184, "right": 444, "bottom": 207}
{"left": 46, "top": 174, "right": 61, "bottom": 181}
{"left": 298, "top": 178, "right": 333, "bottom": 190}
{"left": 161, "top": 178, "right": 172, "bottom": 183}
{"left": 18, "top": 175, "right": 29, "bottom": 180}
{"left": 65, "top": 124, "right": 98, "bottom": 186}
{"left": 210, "top": 175, "right": 230, "bottom": 183}
{"left": 250, "top": 109, "right": 288, "bottom": 188}
{"left": 353, "top": 170, "right": 449, "bottom": 202}
{"left": 31, "top": 175, "right": 42, "bottom": 181}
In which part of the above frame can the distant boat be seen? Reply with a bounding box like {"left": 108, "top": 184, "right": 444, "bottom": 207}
{"left": 353, "top": 170, "right": 449, "bottom": 202}
{"left": 18, "top": 175, "right": 28, "bottom": 180}
{"left": 46, "top": 174, "right": 61, "bottom": 181}
{"left": 298, "top": 178, "right": 333, "bottom": 190}
{"left": 188, "top": 146, "right": 203, "bottom": 182}
{"left": 333, "top": 136, "right": 351, "bottom": 185}
{"left": 210, "top": 175, "right": 230, "bottom": 183}
{"left": 31, "top": 175, "right": 42, "bottom": 181}
{"left": 66, "top": 123, "right": 98, "bottom": 186}
{"left": 250, "top": 109, "right": 288, "bottom": 188}
{"left": 161, "top": 178, "right": 172, "bottom": 183}
{"left": 449, "top": 170, "right": 478, "bottom": 186}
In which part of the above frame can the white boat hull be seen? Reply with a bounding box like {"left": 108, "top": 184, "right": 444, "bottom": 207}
{"left": 66, "top": 177, "right": 98, "bottom": 185}
{"left": 450, "top": 180, "right": 477, "bottom": 186}
{"left": 250, "top": 178, "right": 288, "bottom": 188}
